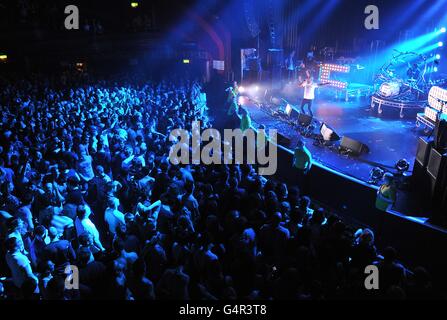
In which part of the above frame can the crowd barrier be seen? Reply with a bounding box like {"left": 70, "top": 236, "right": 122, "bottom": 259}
{"left": 214, "top": 102, "right": 447, "bottom": 288}
{"left": 273, "top": 143, "right": 447, "bottom": 288}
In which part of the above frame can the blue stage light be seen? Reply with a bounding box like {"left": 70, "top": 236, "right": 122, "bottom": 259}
{"left": 434, "top": 66, "right": 438, "bottom": 72}
{"left": 438, "top": 41, "right": 444, "bottom": 47}
{"left": 441, "top": 27, "right": 446, "bottom": 33}
{"left": 436, "top": 54, "right": 441, "bottom": 59}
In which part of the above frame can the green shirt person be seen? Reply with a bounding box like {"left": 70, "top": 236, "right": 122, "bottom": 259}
{"left": 375, "top": 173, "right": 396, "bottom": 211}
{"left": 293, "top": 139, "right": 312, "bottom": 174}
{"left": 240, "top": 108, "right": 252, "bottom": 132}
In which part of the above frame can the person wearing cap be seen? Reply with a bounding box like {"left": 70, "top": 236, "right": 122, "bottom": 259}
{"left": 41, "top": 226, "right": 76, "bottom": 266}
{"left": 375, "top": 173, "right": 397, "bottom": 212}
{"left": 240, "top": 107, "right": 252, "bottom": 132}
{"left": 5, "top": 237, "right": 39, "bottom": 293}
{"left": 293, "top": 139, "right": 312, "bottom": 174}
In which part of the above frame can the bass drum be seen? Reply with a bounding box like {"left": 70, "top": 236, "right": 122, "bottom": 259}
{"left": 379, "top": 82, "right": 400, "bottom": 97}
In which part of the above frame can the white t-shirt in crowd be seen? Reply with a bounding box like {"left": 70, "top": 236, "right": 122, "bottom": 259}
{"left": 6, "top": 251, "right": 38, "bottom": 288}
{"left": 75, "top": 216, "right": 104, "bottom": 251}
{"left": 302, "top": 82, "right": 319, "bottom": 100}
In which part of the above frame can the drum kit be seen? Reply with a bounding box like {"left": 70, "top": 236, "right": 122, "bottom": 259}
{"left": 375, "top": 50, "right": 429, "bottom": 100}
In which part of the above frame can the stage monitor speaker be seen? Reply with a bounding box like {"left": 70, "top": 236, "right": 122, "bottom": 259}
{"left": 320, "top": 123, "right": 340, "bottom": 141}
{"left": 426, "top": 149, "right": 447, "bottom": 221}
{"left": 427, "top": 148, "right": 447, "bottom": 181}
{"left": 433, "top": 116, "right": 447, "bottom": 153}
{"left": 340, "top": 136, "right": 369, "bottom": 156}
{"left": 415, "top": 137, "right": 434, "bottom": 167}
{"left": 411, "top": 161, "right": 432, "bottom": 208}
{"left": 298, "top": 113, "right": 313, "bottom": 127}
{"left": 285, "top": 104, "right": 300, "bottom": 119}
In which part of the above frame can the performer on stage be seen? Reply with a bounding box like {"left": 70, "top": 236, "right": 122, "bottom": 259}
{"left": 285, "top": 50, "right": 296, "bottom": 81}
{"left": 299, "top": 77, "right": 326, "bottom": 117}
{"left": 226, "top": 81, "right": 240, "bottom": 116}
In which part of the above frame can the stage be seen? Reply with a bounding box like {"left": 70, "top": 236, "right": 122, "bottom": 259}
{"left": 244, "top": 86, "right": 425, "bottom": 182}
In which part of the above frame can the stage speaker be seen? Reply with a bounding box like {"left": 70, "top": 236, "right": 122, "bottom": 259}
{"left": 298, "top": 113, "right": 313, "bottom": 127}
{"left": 415, "top": 137, "right": 434, "bottom": 167}
{"left": 340, "top": 136, "right": 369, "bottom": 156}
{"left": 440, "top": 183, "right": 447, "bottom": 218}
{"left": 267, "top": 48, "right": 284, "bottom": 90}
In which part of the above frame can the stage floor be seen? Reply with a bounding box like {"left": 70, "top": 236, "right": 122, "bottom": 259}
{"left": 244, "top": 92, "right": 425, "bottom": 183}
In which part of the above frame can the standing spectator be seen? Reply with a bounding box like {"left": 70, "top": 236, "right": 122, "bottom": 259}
{"left": 104, "top": 197, "right": 125, "bottom": 235}
{"left": 259, "top": 212, "right": 290, "bottom": 263}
